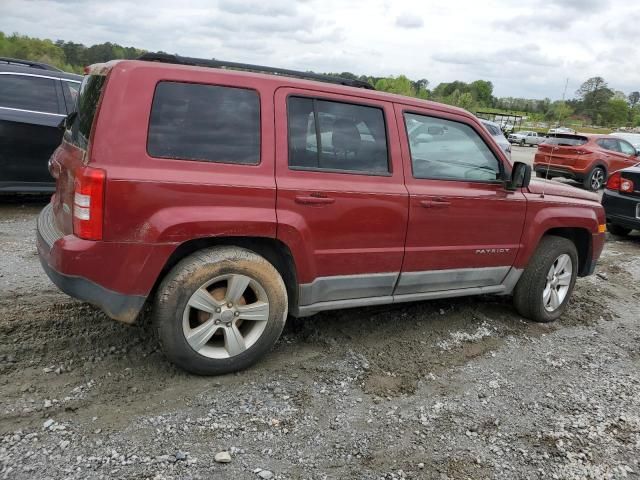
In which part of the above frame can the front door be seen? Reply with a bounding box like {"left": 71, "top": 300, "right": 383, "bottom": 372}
{"left": 274, "top": 88, "right": 408, "bottom": 308}
{"left": 394, "top": 105, "right": 527, "bottom": 296}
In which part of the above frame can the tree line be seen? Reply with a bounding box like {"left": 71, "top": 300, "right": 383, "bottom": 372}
{"left": 1, "top": 32, "right": 638, "bottom": 127}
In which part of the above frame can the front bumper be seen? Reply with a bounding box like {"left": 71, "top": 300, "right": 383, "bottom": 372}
{"left": 36, "top": 203, "right": 150, "bottom": 323}
{"left": 602, "top": 190, "right": 640, "bottom": 230}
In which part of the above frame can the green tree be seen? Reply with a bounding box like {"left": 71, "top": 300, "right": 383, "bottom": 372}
{"left": 603, "top": 98, "right": 630, "bottom": 126}
{"left": 469, "top": 80, "right": 493, "bottom": 106}
{"left": 576, "top": 77, "right": 614, "bottom": 124}
{"left": 628, "top": 91, "right": 640, "bottom": 108}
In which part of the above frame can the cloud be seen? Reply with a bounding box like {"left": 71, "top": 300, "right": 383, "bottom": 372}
{"left": 395, "top": 13, "right": 424, "bottom": 29}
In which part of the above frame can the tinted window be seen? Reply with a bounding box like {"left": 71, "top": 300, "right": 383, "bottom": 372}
{"left": 482, "top": 122, "right": 500, "bottom": 136}
{"left": 544, "top": 135, "right": 588, "bottom": 146}
{"left": 597, "top": 138, "right": 621, "bottom": 152}
{"left": 66, "top": 75, "right": 106, "bottom": 150}
{"left": 148, "top": 82, "right": 260, "bottom": 165}
{"left": 618, "top": 139, "right": 636, "bottom": 156}
{"left": 288, "top": 97, "right": 389, "bottom": 174}
{"left": 405, "top": 113, "right": 501, "bottom": 182}
{"left": 0, "top": 74, "right": 59, "bottom": 113}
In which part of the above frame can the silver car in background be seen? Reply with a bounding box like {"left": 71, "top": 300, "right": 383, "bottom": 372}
{"left": 611, "top": 132, "right": 640, "bottom": 151}
{"left": 480, "top": 119, "right": 511, "bottom": 158}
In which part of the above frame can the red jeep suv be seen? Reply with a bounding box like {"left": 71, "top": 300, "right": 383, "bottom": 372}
{"left": 38, "top": 54, "right": 606, "bottom": 375}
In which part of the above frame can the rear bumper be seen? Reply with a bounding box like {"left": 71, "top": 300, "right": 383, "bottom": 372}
{"left": 602, "top": 190, "right": 640, "bottom": 230}
{"left": 36, "top": 203, "right": 174, "bottom": 323}
{"left": 37, "top": 247, "right": 145, "bottom": 323}
{"left": 533, "top": 164, "right": 584, "bottom": 181}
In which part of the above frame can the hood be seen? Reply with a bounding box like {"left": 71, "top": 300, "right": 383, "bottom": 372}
{"left": 527, "top": 178, "right": 599, "bottom": 202}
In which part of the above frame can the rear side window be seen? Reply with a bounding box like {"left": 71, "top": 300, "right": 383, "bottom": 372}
{"left": 596, "top": 138, "right": 621, "bottom": 152}
{"left": 62, "top": 80, "right": 80, "bottom": 113}
{"left": 544, "top": 135, "right": 588, "bottom": 146}
{"left": 287, "top": 96, "right": 389, "bottom": 174}
{"left": 0, "top": 74, "right": 59, "bottom": 113}
{"left": 67, "top": 75, "right": 107, "bottom": 150}
{"left": 148, "top": 81, "right": 260, "bottom": 165}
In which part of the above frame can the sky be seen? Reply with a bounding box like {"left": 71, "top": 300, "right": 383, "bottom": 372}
{"left": 1, "top": 0, "right": 638, "bottom": 100}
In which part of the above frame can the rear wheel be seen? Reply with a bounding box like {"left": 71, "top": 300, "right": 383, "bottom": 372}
{"left": 520, "top": 139, "right": 526, "bottom": 146}
{"left": 607, "top": 223, "right": 631, "bottom": 236}
{"left": 513, "top": 235, "right": 578, "bottom": 323}
{"left": 154, "top": 246, "right": 288, "bottom": 375}
{"left": 583, "top": 166, "right": 605, "bottom": 191}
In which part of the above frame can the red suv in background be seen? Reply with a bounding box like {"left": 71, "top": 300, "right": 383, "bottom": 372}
{"left": 534, "top": 133, "right": 640, "bottom": 191}
{"left": 38, "top": 54, "right": 606, "bottom": 375}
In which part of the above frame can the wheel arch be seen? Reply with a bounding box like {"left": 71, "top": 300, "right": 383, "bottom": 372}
{"left": 152, "top": 236, "right": 299, "bottom": 311}
{"left": 542, "top": 227, "right": 592, "bottom": 277}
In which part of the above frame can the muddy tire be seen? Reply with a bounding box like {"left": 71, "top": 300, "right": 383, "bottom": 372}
{"left": 607, "top": 223, "right": 631, "bottom": 237}
{"left": 513, "top": 235, "right": 578, "bottom": 323}
{"left": 154, "top": 246, "right": 288, "bottom": 375}
{"left": 583, "top": 166, "right": 606, "bottom": 191}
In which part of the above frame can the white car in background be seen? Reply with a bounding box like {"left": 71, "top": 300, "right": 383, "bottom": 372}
{"left": 508, "top": 130, "right": 545, "bottom": 147}
{"left": 479, "top": 119, "right": 511, "bottom": 158}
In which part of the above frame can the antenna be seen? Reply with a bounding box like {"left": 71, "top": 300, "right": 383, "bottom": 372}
{"left": 541, "top": 77, "right": 570, "bottom": 198}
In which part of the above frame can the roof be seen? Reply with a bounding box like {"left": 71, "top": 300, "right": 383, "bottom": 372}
{"left": 92, "top": 58, "right": 472, "bottom": 120}
{"left": 0, "top": 61, "right": 82, "bottom": 81}
{"left": 0, "top": 56, "right": 62, "bottom": 71}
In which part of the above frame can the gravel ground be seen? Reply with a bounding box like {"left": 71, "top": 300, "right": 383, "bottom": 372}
{"left": 0, "top": 196, "right": 639, "bottom": 480}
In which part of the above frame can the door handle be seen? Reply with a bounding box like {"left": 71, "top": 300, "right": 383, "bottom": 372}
{"left": 420, "top": 198, "right": 450, "bottom": 208}
{"left": 295, "top": 195, "right": 336, "bottom": 205}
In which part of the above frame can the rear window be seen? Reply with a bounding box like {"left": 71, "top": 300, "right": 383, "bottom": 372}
{"left": 67, "top": 75, "right": 106, "bottom": 150}
{"left": 147, "top": 81, "right": 260, "bottom": 165}
{"left": 543, "top": 134, "right": 588, "bottom": 146}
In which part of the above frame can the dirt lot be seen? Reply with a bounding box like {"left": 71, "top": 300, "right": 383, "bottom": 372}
{"left": 1, "top": 189, "right": 639, "bottom": 480}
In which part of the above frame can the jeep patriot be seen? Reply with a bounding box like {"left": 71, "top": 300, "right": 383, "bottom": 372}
{"left": 37, "top": 53, "right": 606, "bottom": 374}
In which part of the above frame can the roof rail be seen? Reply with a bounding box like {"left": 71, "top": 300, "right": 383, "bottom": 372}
{"left": 0, "top": 57, "right": 62, "bottom": 72}
{"left": 137, "top": 52, "right": 374, "bottom": 90}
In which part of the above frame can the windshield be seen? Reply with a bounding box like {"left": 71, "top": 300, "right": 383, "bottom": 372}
{"left": 64, "top": 75, "right": 106, "bottom": 150}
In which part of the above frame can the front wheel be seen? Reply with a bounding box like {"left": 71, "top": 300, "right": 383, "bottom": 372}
{"left": 513, "top": 235, "right": 578, "bottom": 323}
{"left": 583, "top": 166, "right": 606, "bottom": 191}
{"left": 154, "top": 246, "right": 288, "bottom": 375}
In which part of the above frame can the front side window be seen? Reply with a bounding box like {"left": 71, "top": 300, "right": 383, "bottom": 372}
{"left": 618, "top": 139, "right": 636, "bottom": 156}
{"left": 0, "top": 74, "right": 59, "bottom": 113}
{"left": 288, "top": 96, "right": 389, "bottom": 174}
{"left": 404, "top": 113, "right": 501, "bottom": 182}
{"left": 148, "top": 81, "right": 260, "bottom": 165}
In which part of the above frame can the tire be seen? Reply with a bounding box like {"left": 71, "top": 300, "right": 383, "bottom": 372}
{"left": 154, "top": 246, "right": 288, "bottom": 375}
{"left": 607, "top": 223, "right": 631, "bottom": 236}
{"left": 520, "top": 139, "right": 526, "bottom": 147}
{"left": 513, "top": 235, "right": 578, "bottom": 323}
{"left": 583, "top": 166, "right": 606, "bottom": 191}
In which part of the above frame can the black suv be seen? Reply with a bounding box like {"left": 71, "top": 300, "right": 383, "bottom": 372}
{"left": 0, "top": 57, "right": 82, "bottom": 192}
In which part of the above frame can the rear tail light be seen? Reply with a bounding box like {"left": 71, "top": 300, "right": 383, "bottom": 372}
{"left": 605, "top": 171, "right": 635, "bottom": 193}
{"left": 605, "top": 172, "right": 621, "bottom": 191}
{"left": 73, "top": 167, "right": 105, "bottom": 240}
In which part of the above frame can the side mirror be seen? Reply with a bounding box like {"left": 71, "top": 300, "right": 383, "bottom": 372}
{"left": 506, "top": 161, "right": 531, "bottom": 191}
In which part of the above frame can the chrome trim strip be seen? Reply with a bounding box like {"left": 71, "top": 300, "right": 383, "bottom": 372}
{"left": 298, "top": 272, "right": 398, "bottom": 306}
{"left": 0, "top": 72, "right": 81, "bottom": 83}
{"left": 394, "top": 266, "right": 511, "bottom": 295}
{"left": 0, "top": 105, "right": 66, "bottom": 117}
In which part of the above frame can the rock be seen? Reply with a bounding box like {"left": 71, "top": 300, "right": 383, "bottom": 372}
{"left": 596, "top": 272, "right": 608, "bottom": 280}
{"left": 418, "top": 463, "right": 425, "bottom": 469}
{"left": 258, "top": 470, "right": 274, "bottom": 479}
{"left": 44, "top": 399, "right": 52, "bottom": 408}
{"left": 43, "top": 419, "right": 54, "bottom": 429}
{"left": 175, "top": 451, "right": 187, "bottom": 461}
{"left": 59, "top": 440, "right": 70, "bottom": 449}
{"left": 214, "top": 451, "right": 231, "bottom": 463}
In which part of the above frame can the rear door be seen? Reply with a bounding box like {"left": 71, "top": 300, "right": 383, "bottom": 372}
{"left": 275, "top": 88, "right": 408, "bottom": 307}
{"left": 0, "top": 72, "right": 65, "bottom": 189}
{"left": 597, "top": 138, "right": 636, "bottom": 174}
{"left": 614, "top": 139, "right": 640, "bottom": 171}
{"left": 394, "top": 104, "right": 526, "bottom": 296}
